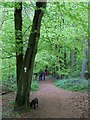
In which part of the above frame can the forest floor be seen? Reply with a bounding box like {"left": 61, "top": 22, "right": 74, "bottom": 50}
{"left": 2, "top": 77, "right": 89, "bottom": 118}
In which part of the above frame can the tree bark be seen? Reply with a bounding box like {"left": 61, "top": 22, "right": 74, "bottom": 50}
{"left": 88, "top": 2, "right": 90, "bottom": 78}
{"left": 88, "top": 39, "right": 90, "bottom": 78}
{"left": 81, "top": 40, "right": 87, "bottom": 78}
{"left": 64, "top": 48, "right": 67, "bottom": 69}
{"left": 14, "top": 2, "right": 23, "bottom": 84}
{"left": 70, "top": 48, "right": 75, "bottom": 67}
{"left": 14, "top": 1, "right": 47, "bottom": 111}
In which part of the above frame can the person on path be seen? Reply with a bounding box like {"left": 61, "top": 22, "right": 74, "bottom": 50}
{"left": 39, "top": 71, "right": 43, "bottom": 81}
{"left": 43, "top": 71, "right": 46, "bottom": 81}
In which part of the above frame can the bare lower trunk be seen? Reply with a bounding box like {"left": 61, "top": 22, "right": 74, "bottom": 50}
{"left": 88, "top": 38, "right": 90, "bottom": 78}
{"left": 88, "top": 2, "right": 90, "bottom": 78}
{"left": 64, "top": 48, "right": 67, "bottom": 69}
{"left": 81, "top": 40, "right": 87, "bottom": 78}
{"left": 70, "top": 48, "right": 75, "bottom": 67}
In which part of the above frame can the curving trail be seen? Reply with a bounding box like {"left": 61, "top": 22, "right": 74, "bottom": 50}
{"left": 21, "top": 77, "right": 89, "bottom": 118}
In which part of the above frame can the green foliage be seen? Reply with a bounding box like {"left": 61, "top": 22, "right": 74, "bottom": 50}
{"left": 2, "top": 77, "right": 16, "bottom": 92}
{"left": 34, "top": 2, "right": 88, "bottom": 77}
{"left": 1, "top": 2, "right": 88, "bottom": 93}
{"left": 2, "top": 77, "right": 39, "bottom": 92}
{"left": 2, "top": 58, "right": 16, "bottom": 92}
{"left": 31, "top": 80, "right": 39, "bottom": 91}
{"left": 54, "top": 78, "right": 89, "bottom": 92}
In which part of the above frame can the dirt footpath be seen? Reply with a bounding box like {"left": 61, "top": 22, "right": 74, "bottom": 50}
{"left": 21, "top": 77, "right": 89, "bottom": 118}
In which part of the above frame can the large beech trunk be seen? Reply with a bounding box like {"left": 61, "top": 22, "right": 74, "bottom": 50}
{"left": 88, "top": 42, "right": 90, "bottom": 78}
{"left": 14, "top": 2, "right": 23, "bottom": 84}
{"left": 88, "top": 2, "right": 90, "bottom": 78}
{"left": 88, "top": 37, "right": 90, "bottom": 78}
{"left": 14, "top": 1, "right": 47, "bottom": 110}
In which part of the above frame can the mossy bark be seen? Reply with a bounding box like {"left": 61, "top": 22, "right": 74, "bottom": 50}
{"left": 14, "top": 2, "right": 47, "bottom": 111}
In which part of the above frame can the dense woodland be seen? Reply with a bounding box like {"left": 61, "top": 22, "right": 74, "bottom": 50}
{"left": 1, "top": 1, "right": 90, "bottom": 111}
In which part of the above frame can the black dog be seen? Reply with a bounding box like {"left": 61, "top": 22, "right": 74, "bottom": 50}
{"left": 30, "top": 98, "right": 38, "bottom": 109}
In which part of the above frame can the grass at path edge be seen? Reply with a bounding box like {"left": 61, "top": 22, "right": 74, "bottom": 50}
{"left": 54, "top": 77, "right": 89, "bottom": 92}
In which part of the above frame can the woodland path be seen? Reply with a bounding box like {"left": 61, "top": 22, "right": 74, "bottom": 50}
{"left": 2, "top": 77, "right": 89, "bottom": 118}
{"left": 22, "top": 77, "right": 89, "bottom": 118}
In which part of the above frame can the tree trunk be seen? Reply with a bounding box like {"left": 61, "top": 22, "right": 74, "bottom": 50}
{"left": 88, "top": 39, "right": 90, "bottom": 78}
{"left": 14, "top": 2, "right": 23, "bottom": 84}
{"left": 14, "top": 1, "right": 47, "bottom": 111}
{"left": 88, "top": 2, "right": 90, "bottom": 78}
{"left": 64, "top": 48, "right": 67, "bottom": 69}
{"left": 81, "top": 40, "right": 87, "bottom": 78}
{"left": 70, "top": 48, "right": 75, "bottom": 67}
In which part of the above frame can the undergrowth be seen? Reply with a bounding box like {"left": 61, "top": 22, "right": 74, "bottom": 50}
{"left": 31, "top": 80, "right": 39, "bottom": 91}
{"left": 2, "top": 78, "right": 39, "bottom": 92}
{"left": 54, "top": 77, "right": 89, "bottom": 92}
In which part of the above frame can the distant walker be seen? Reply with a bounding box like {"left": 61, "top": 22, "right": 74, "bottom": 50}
{"left": 43, "top": 71, "right": 46, "bottom": 81}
